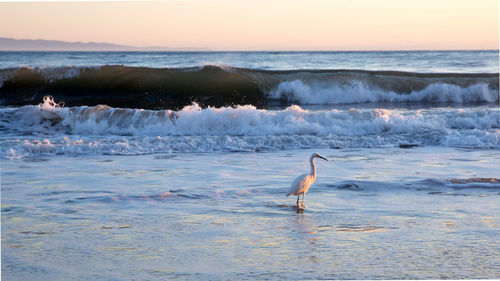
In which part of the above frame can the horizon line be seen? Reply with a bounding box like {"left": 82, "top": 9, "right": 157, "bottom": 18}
{"left": 1, "top": 37, "right": 498, "bottom": 53}
{"left": 0, "top": 49, "right": 498, "bottom": 52}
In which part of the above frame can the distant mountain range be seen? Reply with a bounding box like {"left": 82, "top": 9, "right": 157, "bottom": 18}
{"left": 0, "top": 37, "right": 210, "bottom": 51}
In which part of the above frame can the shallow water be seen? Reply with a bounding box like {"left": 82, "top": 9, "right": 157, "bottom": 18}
{"left": 2, "top": 49, "right": 499, "bottom": 280}
{"left": 2, "top": 147, "right": 500, "bottom": 280}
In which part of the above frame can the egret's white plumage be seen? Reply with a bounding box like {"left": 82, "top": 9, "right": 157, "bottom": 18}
{"left": 286, "top": 153, "right": 328, "bottom": 208}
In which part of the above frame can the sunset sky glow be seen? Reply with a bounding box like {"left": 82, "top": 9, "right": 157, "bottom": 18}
{"left": 0, "top": 0, "right": 498, "bottom": 51}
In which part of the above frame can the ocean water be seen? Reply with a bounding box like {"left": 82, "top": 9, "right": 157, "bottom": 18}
{"left": 1, "top": 51, "right": 500, "bottom": 280}
{"left": 0, "top": 50, "right": 498, "bottom": 72}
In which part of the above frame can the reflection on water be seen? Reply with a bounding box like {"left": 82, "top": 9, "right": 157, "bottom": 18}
{"left": 2, "top": 148, "right": 500, "bottom": 280}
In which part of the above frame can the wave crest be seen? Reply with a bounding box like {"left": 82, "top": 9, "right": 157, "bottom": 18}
{"left": 1, "top": 65, "right": 498, "bottom": 109}
{"left": 269, "top": 80, "right": 497, "bottom": 104}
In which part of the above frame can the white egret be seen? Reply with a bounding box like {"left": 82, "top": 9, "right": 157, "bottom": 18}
{"left": 286, "top": 153, "right": 328, "bottom": 209}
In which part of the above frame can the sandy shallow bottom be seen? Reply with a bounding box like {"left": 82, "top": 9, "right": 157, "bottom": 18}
{"left": 2, "top": 147, "right": 500, "bottom": 280}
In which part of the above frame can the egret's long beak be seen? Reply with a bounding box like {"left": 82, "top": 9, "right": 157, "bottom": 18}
{"left": 318, "top": 155, "right": 328, "bottom": 161}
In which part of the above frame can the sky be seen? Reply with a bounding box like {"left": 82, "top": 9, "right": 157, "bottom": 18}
{"left": 0, "top": 0, "right": 498, "bottom": 51}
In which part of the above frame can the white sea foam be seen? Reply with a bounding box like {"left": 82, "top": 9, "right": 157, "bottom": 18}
{"left": 1, "top": 97, "right": 499, "bottom": 158}
{"left": 4, "top": 97, "right": 499, "bottom": 137}
{"left": 269, "top": 80, "right": 498, "bottom": 104}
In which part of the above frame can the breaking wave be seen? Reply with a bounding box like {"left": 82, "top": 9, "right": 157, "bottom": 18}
{"left": 1, "top": 96, "right": 499, "bottom": 158}
{"left": 0, "top": 65, "right": 498, "bottom": 109}
{"left": 270, "top": 80, "right": 496, "bottom": 104}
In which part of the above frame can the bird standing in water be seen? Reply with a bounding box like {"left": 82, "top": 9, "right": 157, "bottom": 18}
{"left": 287, "top": 153, "right": 328, "bottom": 209}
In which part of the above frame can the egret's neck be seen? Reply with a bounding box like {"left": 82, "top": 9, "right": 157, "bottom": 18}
{"left": 310, "top": 157, "right": 316, "bottom": 178}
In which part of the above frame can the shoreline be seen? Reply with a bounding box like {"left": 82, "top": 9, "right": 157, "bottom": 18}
{"left": 2, "top": 147, "right": 500, "bottom": 279}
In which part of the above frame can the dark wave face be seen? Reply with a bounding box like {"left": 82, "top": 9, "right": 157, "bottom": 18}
{"left": 0, "top": 65, "right": 498, "bottom": 109}
{"left": 0, "top": 65, "right": 263, "bottom": 109}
